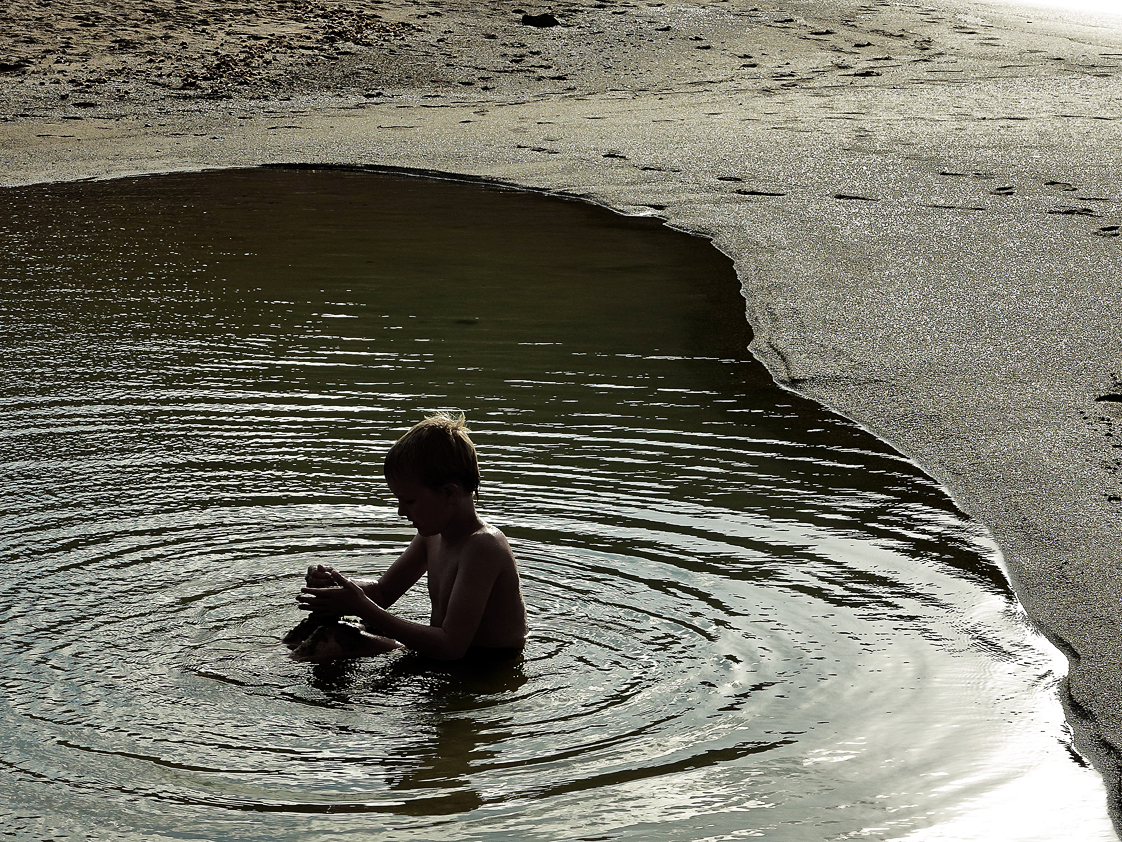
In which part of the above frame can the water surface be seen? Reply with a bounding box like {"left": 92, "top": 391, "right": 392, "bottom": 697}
{"left": 0, "top": 168, "right": 1110, "bottom": 840}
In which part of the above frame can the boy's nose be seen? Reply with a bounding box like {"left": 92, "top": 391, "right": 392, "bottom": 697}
{"left": 397, "top": 503, "right": 406, "bottom": 518}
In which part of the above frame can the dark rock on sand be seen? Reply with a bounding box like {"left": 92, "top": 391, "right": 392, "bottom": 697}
{"left": 522, "top": 13, "right": 561, "bottom": 27}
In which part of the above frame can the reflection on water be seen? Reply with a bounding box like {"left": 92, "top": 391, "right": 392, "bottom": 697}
{"left": 0, "top": 168, "right": 1111, "bottom": 840}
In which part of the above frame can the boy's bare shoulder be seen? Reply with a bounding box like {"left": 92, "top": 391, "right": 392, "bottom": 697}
{"left": 462, "top": 523, "right": 516, "bottom": 566}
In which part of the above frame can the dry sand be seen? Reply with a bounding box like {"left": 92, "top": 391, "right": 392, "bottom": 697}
{"left": 3, "top": 0, "right": 1122, "bottom": 829}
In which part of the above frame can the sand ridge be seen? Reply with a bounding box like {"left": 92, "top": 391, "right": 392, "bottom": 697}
{"left": 3, "top": 0, "right": 1122, "bottom": 833}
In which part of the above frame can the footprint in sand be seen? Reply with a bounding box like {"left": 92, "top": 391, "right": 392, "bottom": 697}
{"left": 735, "top": 188, "right": 787, "bottom": 196}
{"left": 1048, "top": 206, "right": 1098, "bottom": 217}
{"left": 1084, "top": 383, "right": 1122, "bottom": 500}
{"left": 938, "top": 171, "right": 997, "bottom": 180}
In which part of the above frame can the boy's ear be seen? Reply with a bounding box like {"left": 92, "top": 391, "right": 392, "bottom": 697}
{"left": 442, "top": 482, "right": 463, "bottom": 497}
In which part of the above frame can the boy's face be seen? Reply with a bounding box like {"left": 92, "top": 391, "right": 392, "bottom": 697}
{"left": 386, "top": 474, "right": 453, "bottom": 537}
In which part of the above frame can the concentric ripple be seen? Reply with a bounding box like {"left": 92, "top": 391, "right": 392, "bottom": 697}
{"left": 0, "top": 169, "right": 1110, "bottom": 841}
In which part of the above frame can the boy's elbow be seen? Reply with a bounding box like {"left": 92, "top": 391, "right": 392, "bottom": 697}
{"left": 433, "top": 643, "right": 471, "bottom": 662}
{"left": 428, "top": 633, "right": 471, "bottom": 662}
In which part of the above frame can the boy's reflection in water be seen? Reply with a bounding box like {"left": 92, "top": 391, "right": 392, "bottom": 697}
{"left": 307, "top": 649, "right": 528, "bottom": 814}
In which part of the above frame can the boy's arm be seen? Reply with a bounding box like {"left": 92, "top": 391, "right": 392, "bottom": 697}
{"left": 368, "top": 552, "right": 501, "bottom": 659}
{"left": 303, "top": 544, "right": 502, "bottom": 660}
{"left": 302, "top": 535, "right": 427, "bottom": 612}
{"left": 372, "top": 534, "right": 429, "bottom": 607}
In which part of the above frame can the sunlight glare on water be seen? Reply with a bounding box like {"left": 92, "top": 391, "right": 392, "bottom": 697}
{"left": 0, "top": 168, "right": 1112, "bottom": 841}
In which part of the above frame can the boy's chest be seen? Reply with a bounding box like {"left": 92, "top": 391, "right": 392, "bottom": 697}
{"left": 425, "top": 546, "right": 462, "bottom": 607}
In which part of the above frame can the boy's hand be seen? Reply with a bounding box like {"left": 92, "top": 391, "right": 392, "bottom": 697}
{"left": 305, "top": 564, "right": 337, "bottom": 588}
{"left": 298, "top": 569, "right": 374, "bottom": 617}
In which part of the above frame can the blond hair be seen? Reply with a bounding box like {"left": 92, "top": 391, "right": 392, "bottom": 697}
{"left": 383, "top": 412, "right": 481, "bottom": 494}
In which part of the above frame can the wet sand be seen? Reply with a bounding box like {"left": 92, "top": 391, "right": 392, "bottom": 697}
{"left": 3, "top": 0, "right": 1122, "bottom": 827}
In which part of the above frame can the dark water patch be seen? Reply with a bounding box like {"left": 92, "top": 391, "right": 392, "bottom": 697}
{"left": 0, "top": 168, "right": 1109, "bottom": 840}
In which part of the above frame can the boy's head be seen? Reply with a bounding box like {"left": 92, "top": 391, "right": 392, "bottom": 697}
{"left": 383, "top": 412, "right": 481, "bottom": 495}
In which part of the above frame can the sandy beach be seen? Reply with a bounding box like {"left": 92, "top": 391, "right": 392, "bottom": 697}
{"left": 3, "top": 0, "right": 1122, "bottom": 830}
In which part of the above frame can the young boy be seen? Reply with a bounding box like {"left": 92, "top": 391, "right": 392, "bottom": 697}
{"left": 286, "top": 413, "right": 528, "bottom": 662}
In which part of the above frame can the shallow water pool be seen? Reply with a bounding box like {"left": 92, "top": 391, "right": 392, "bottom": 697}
{"left": 0, "top": 168, "right": 1111, "bottom": 840}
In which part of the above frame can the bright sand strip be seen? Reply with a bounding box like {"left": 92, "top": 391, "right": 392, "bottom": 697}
{"left": 2, "top": 0, "right": 1121, "bottom": 830}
